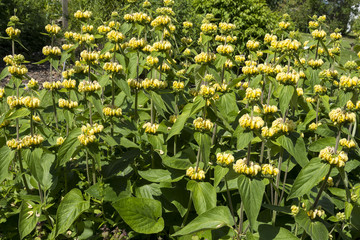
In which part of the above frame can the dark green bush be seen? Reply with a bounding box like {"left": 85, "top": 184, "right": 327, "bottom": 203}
{"left": 0, "top": 0, "right": 61, "bottom": 61}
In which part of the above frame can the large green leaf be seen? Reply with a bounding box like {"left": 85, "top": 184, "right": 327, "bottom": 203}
{"left": 0, "top": 66, "right": 9, "bottom": 80}
{"left": 214, "top": 165, "right": 229, "bottom": 187}
{"left": 19, "top": 201, "right": 40, "bottom": 239}
{"left": 258, "top": 224, "right": 298, "bottom": 239}
{"left": 237, "top": 175, "right": 265, "bottom": 229}
{"left": 237, "top": 131, "right": 253, "bottom": 150}
{"left": 187, "top": 180, "right": 216, "bottom": 215}
{"left": 0, "top": 146, "right": 15, "bottom": 183}
{"left": 172, "top": 206, "right": 233, "bottom": 236}
{"left": 28, "top": 149, "right": 54, "bottom": 190}
{"left": 279, "top": 85, "right": 294, "bottom": 115}
{"left": 309, "top": 137, "right": 336, "bottom": 152}
{"left": 58, "top": 128, "right": 81, "bottom": 166}
{"left": 288, "top": 158, "right": 330, "bottom": 199}
{"left": 5, "top": 108, "right": 31, "bottom": 121}
{"left": 194, "top": 132, "right": 211, "bottom": 169}
{"left": 277, "top": 135, "right": 308, "bottom": 167}
{"left": 138, "top": 169, "right": 183, "bottom": 182}
{"left": 217, "top": 92, "right": 239, "bottom": 123}
{"left": 162, "top": 152, "right": 192, "bottom": 170}
{"left": 112, "top": 197, "right": 164, "bottom": 234}
{"left": 167, "top": 97, "right": 205, "bottom": 140}
{"left": 151, "top": 91, "right": 167, "bottom": 117}
{"left": 295, "top": 210, "right": 328, "bottom": 240}
{"left": 55, "top": 188, "right": 90, "bottom": 237}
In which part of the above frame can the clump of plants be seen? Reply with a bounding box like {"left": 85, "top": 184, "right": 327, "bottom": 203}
{"left": 0, "top": 1, "right": 360, "bottom": 239}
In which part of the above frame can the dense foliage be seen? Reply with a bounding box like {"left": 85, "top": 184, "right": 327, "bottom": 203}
{"left": 1, "top": 0, "right": 360, "bottom": 239}
{"left": 272, "top": 0, "right": 360, "bottom": 34}
{"left": 192, "top": 0, "right": 278, "bottom": 45}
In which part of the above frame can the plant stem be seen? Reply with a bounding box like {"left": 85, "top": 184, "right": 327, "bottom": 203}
{"left": 174, "top": 135, "right": 177, "bottom": 155}
{"left": 52, "top": 91, "right": 59, "bottom": 129}
{"left": 238, "top": 202, "right": 244, "bottom": 236}
{"left": 88, "top": 66, "right": 93, "bottom": 126}
{"left": 334, "top": 128, "right": 341, "bottom": 152}
{"left": 225, "top": 176, "right": 239, "bottom": 234}
{"left": 259, "top": 139, "right": 266, "bottom": 164}
{"left": 279, "top": 158, "right": 290, "bottom": 203}
{"left": 151, "top": 96, "right": 154, "bottom": 124}
{"left": 18, "top": 150, "right": 30, "bottom": 193}
{"left": 211, "top": 124, "right": 217, "bottom": 145}
{"left": 92, "top": 157, "right": 96, "bottom": 185}
{"left": 181, "top": 192, "right": 193, "bottom": 227}
{"left": 85, "top": 150, "right": 91, "bottom": 184}
{"left": 38, "top": 182, "right": 44, "bottom": 203}
{"left": 312, "top": 166, "right": 333, "bottom": 209}
{"left": 272, "top": 148, "right": 284, "bottom": 224}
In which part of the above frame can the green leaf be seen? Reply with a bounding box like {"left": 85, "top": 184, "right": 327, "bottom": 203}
{"left": 90, "top": 94, "right": 104, "bottom": 119}
{"left": 162, "top": 153, "right": 192, "bottom": 170}
{"left": 237, "top": 131, "right": 253, "bottom": 150}
{"left": 172, "top": 206, "right": 233, "bottom": 236}
{"left": 151, "top": 91, "right": 167, "bottom": 117}
{"left": 217, "top": 92, "right": 239, "bottom": 123}
{"left": 167, "top": 97, "right": 206, "bottom": 140}
{"left": 55, "top": 188, "right": 90, "bottom": 237}
{"left": 295, "top": 210, "right": 328, "bottom": 240}
{"left": 60, "top": 51, "right": 71, "bottom": 65}
{"left": 28, "top": 149, "right": 54, "bottom": 190}
{"left": 277, "top": 135, "right": 308, "bottom": 167}
{"left": 351, "top": 205, "right": 360, "bottom": 229}
{"left": 214, "top": 165, "right": 229, "bottom": 187}
{"left": 112, "top": 197, "right": 164, "bottom": 234}
{"left": 19, "top": 201, "right": 39, "bottom": 239}
{"left": 279, "top": 85, "right": 294, "bottom": 115}
{"left": 237, "top": 175, "right": 265, "bottom": 229}
{"left": 138, "top": 169, "right": 183, "bottom": 183}
{"left": 194, "top": 132, "right": 211, "bottom": 169}
{"left": 147, "top": 134, "right": 165, "bottom": 153}
{"left": 258, "top": 224, "right": 298, "bottom": 240}
{"left": 309, "top": 137, "right": 336, "bottom": 152}
{"left": 5, "top": 108, "right": 31, "bottom": 121}
{"left": 0, "top": 146, "right": 15, "bottom": 183}
{"left": 0, "top": 66, "right": 9, "bottom": 80}
{"left": 58, "top": 128, "right": 81, "bottom": 166}
{"left": 187, "top": 181, "right": 216, "bottom": 215}
{"left": 288, "top": 158, "right": 330, "bottom": 199}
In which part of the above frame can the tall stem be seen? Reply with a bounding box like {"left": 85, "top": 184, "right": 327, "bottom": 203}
{"left": 225, "top": 176, "right": 239, "bottom": 238}
{"left": 30, "top": 110, "right": 34, "bottom": 137}
{"left": 18, "top": 150, "right": 30, "bottom": 193}
{"left": 151, "top": 96, "right": 154, "bottom": 124}
{"left": 181, "top": 192, "right": 193, "bottom": 227}
{"left": 52, "top": 91, "right": 59, "bottom": 129}
{"left": 88, "top": 66, "right": 93, "bottom": 126}
{"left": 92, "top": 157, "right": 96, "bottom": 185}
{"left": 272, "top": 148, "right": 284, "bottom": 224}
{"left": 85, "top": 150, "right": 91, "bottom": 184}
{"left": 238, "top": 202, "right": 244, "bottom": 236}
{"left": 312, "top": 167, "right": 333, "bottom": 209}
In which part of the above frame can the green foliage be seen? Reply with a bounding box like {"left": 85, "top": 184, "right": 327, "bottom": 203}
{"left": 192, "top": 0, "right": 278, "bottom": 44}
{"left": 276, "top": 0, "right": 360, "bottom": 34}
{"left": 1, "top": 0, "right": 360, "bottom": 239}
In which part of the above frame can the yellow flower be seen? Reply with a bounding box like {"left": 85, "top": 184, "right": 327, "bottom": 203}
{"left": 216, "top": 152, "right": 235, "bottom": 165}
{"left": 193, "top": 117, "right": 213, "bottom": 131}
{"left": 239, "top": 114, "right": 264, "bottom": 130}
{"left": 56, "top": 137, "right": 65, "bottom": 145}
{"left": 103, "top": 107, "right": 122, "bottom": 117}
{"left": 319, "top": 146, "right": 348, "bottom": 167}
{"left": 143, "top": 122, "right": 159, "bottom": 134}
{"left": 186, "top": 167, "right": 205, "bottom": 180}
{"left": 233, "top": 158, "right": 261, "bottom": 176}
